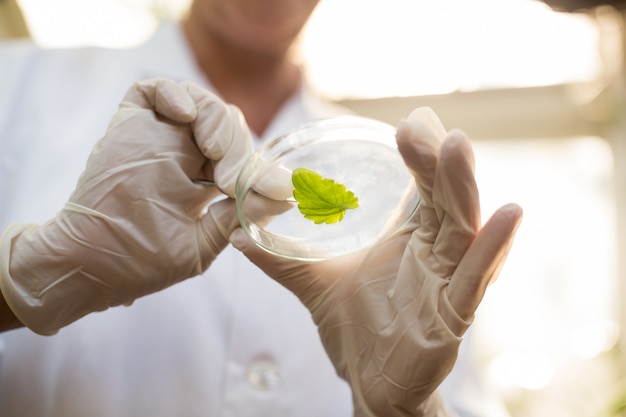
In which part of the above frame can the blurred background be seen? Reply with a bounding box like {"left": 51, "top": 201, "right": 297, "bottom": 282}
{"left": 2, "top": 0, "right": 624, "bottom": 415}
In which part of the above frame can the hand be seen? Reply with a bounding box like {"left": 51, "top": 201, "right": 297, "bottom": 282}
{"left": 229, "top": 108, "right": 522, "bottom": 416}
{"left": 0, "top": 78, "right": 252, "bottom": 335}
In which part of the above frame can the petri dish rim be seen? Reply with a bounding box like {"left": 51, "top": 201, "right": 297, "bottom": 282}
{"left": 235, "top": 115, "right": 420, "bottom": 261}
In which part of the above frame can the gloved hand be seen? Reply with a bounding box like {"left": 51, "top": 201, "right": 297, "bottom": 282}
{"left": 0, "top": 78, "right": 252, "bottom": 335}
{"left": 229, "top": 107, "right": 523, "bottom": 416}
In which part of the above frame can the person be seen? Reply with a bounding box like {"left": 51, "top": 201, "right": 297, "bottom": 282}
{"left": 0, "top": 1, "right": 522, "bottom": 415}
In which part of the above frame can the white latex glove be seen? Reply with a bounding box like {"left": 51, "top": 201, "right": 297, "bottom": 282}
{"left": 229, "top": 108, "right": 523, "bottom": 416}
{"left": 0, "top": 78, "right": 252, "bottom": 335}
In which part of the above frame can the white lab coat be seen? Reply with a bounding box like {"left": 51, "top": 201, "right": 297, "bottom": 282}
{"left": 0, "top": 22, "right": 507, "bottom": 417}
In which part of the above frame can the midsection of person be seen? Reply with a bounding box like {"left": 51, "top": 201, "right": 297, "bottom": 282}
{"left": 0, "top": 26, "right": 353, "bottom": 417}
{"left": 0, "top": 16, "right": 488, "bottom": 416}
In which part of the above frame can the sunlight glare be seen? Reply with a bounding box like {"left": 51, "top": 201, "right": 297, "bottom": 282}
{"left": 18, "top": 0, "right": 158, "bottom": 48}
{"left": 488, "top": 350, "right": 555, "bottom": 390}
{"left": 17, "top": 0, "right": 601, "bottom": 98}
{"left": 300, "top": 0, "right": 601, "bottom": 98}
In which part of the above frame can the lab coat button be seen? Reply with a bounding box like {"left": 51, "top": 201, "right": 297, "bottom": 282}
{"left": 246, "top": 360, "right": 280, "bottom": 390}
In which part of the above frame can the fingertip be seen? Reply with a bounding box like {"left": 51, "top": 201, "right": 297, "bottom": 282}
{"left": 158, "top": 80, "right": 197, "bottom": 122}
{"left": 484, "top": 203, "right": 523, "bottom": 285}
{"left": 440, "top": 129, "right": 475, "bottom": 172}
{"left": 495, "top": 203, "right": 524, "bottom": 230}
{"left": 226, "top": 104, "right": 247, "bottom": 124}
{"left": 252, "top": 165, "right": 294, "bottom": 201}
{"left": 396, "top": 120, "right": 440, "bottom": 161}
{"left": 397, "top": 118, "right": 439, "bottom": 145}
{"left": 441, "top": 129, "right": 471, "bottom": 154}
{"left": 121, "top": 78, "right": 159, "bottom": 109}
{"left": 229, "top": 227, "right": 249, "bottom": 251}
{"left": 504, "top": 202, "right": 523, "bottom": 215}
{"left": 191, "top": 95, "right": 234, "bottom": 160}
{"left": 445, "top": 128, "right": 469, "bottom": 143}
{"left": 181, "top": 81, "right": 229, "bottom": 114}
{"left": 406, "top": 107, "right": 447, "bottom": 140}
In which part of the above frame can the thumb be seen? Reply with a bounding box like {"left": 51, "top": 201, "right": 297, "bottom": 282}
{"left": 229, "top": 228, "right": 278, "bottom": 272}
{"left": 229, "top": 228, "right": 350, "bottom": 311}
{"left": 229, "top": 228, "right": 310, "bottom": 295}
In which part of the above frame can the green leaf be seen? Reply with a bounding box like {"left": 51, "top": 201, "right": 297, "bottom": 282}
{"left": 292, "top": 167, "right": 359, "bottom": 224}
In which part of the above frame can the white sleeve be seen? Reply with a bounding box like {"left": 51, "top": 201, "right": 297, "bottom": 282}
{"left": 0, "top": 40, "right": 39, "bottom": 228}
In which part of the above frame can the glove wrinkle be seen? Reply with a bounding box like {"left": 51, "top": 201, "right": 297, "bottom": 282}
{"left": 220, "top": 106, "right": 522, "bottom": 417}
{"left": 306, "top": 236, "right": 462, "bottom": 417}
{"left": 0, "top": 79, "right": 254, "bottom": 335}
{"left": 438, "top": 283, "right": 472, "bottom": 337}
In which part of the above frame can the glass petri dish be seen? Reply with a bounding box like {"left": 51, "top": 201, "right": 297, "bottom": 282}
{"left": 235, "top": 115, "right": 420, "bottom": 261}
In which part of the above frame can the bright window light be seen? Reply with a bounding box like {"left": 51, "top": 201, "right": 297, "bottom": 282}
{"left": 300, "top": 0, "right": 601, "bottom": 98}
{"left": 17, "top": 0, "right": 159, "bottom": 48}
{"left": 17, "top": 0, "right": 601, "bottom": 98}
{"left": 473, "top": 136, "right": 619, "bottom": 417}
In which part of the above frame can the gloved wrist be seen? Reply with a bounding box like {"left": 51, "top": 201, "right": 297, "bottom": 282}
{"left": 352, "top": 390, "right": 456, "bottom": 417}
{"left": 413, "top": 391, "right": 457, "bottom": 417}
{"left": 0, "top": 213, "right": 139, "bottom": 335}
{"left": 0, "top": 198, "right": 242, "bottom": 336}
{"left": 0, "top": 220, "right": 98, "bottom": 335}
{"left": 310, "top": 241, "right": 468, "bottom": 417}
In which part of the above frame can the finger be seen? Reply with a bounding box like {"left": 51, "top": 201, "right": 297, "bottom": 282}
{"left": 211, "top": 105, "right": 254, "bottom": 197}
{"left": 396, "top": 118, "right": 440, "bottom": 207}
{"left": 252, "top": 164, "right": 294, "bottom": 201}
{"left": 401, "top": 107, "right": 447, "bottom": 203}
{"left": 431, "top": 130, "right": 481, "bottom": 271}
{"left": 407, "top": 106, "right": 448, "bottom": 140}
{"left": 396, "top": 118, "right": 442, "bottom": 244}
{"left": 238, "top": 190, "right": 294, "bottom": 227}
{"left": 182, "top": 81, "right": 234, "bottom": 159}
{"left": 447, "top": 203, "right": 523, "bottom": 322}
{"left": 183, "top": 82, "right": 253, "bottom": 198}
{"left": 122, "top": 78, "right": 197, "bottom": 122}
